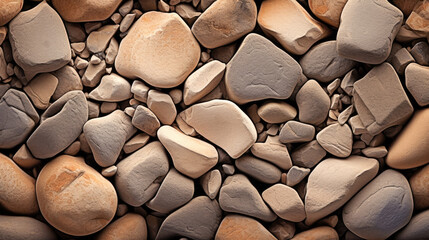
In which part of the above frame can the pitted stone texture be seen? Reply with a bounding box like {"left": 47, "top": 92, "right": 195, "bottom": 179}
{"left": 0, "top": 0, "right": 23, "bottom": 26}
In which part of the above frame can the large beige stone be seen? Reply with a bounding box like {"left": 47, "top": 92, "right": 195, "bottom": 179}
{"left": 296, "top": 79, "right": 330, "bottom": 125}
{"left": 115, "top": 12, "right": 200, "bottom": 88}
{"left": 291, "top": 226, "right": 339, "bottom": 240}
{"left": 95, "top": 213, "right": 147, "bottom": 240}
{"left": 308, "top": 0, "right": 348, "bottom": 27}
{"left": 251, "top": 137, "right": 293, "bottom": 170}
{"left": 215, "top": 215, "right": 277, "bottom": 240}
{"left": 395, "top": 209, "right": 429, "bottom": 240}
{"left": 52, "top": 0, "right": 122, "bottom": 22}
{"left": 235, "top": 155, "right": 281, "bottom": 184}
{"left": 262, "top": 184, "right": 305, "bottom": 222}
{"left": 0, "top": 215, "right": 57, "bottom": 240}
{"left": 405, "top": 63, "right": 429, "bottom": 106}
{"left": 316, "top": 123, "right": 353, "bottom": 158}
{"left": 36, "top": 155, "right": 118, "bottom": 236}
{"left": 409, "top": 164, "right": 429, "bottom": 210}
{"left": 0, "top": 0, "right": 23, "bottom": 26}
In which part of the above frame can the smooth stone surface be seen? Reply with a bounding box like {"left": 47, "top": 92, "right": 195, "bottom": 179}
{"left": 251, "top": 138, "right": 293, "bottom": 170}
{"left": 0, "top": 0, "right": 23, "bottom": 26}
{"left": 262, "top": 184, "right": 305, "bottom": 222}
{"left": 89, "top": 74, "right": 132, "bottom": 102}
{"left": 156, "top": 196, "right": 222, "bottom": 240}
{"left": 86, "top": 24, "right": 119, "bottom": 53}
{"left": 257, "top": 101, "right": 297, "bottom": 124}
{"left": 9, "top": 1, "right": 71, "bottom": 79}
{"left": 296, "top": 79, "right": 330, "bottom": 125}
{"left": 305, "top": 156, "right": 379, "bottom": 225}
{"left": 405, "top": 63, "right": 429, "bottom": 106}
{"left": 258, "top": 0, "right": 330, "bottom": 55}
{"left": 219, "top": 174, "right": 276, "bottom": 222}
{"left": 279, "top": 121, "right": 315, "bottom": 143}
{"left": 158, "top": 125, "right": 218, "bottom": 179}
{"left": 291, "top": 226, "right": 339, "bottom": 240}
{"left": 0, "top": 215, "right": 57, "bottom": 240}
{"left": 409, "top": 164, "right": 429, "bottom": 210}
{"left": 123, "top": 133, "right": 150, "bottom": 154}
{"left": 179, "top": 99, "right": 257, "bottom": 159}
{"left": 84, "top": 110, "right": 136, "bottom": 167}
{"left": 291, "top": 140, "right": 326, "bottom": 168}
{"left": 13, "top": 144, "right": 40, "bottom": 169}
{"left": 132, "top": 105, "right": 161, "bottom": 137}
{"left": 115, "top": 141, "right": 169, "bottom": 207}
{"left": 287, "top": 166, "right": 310, "bottom": 187}
{"left": 147, "top": 90, "right": 177, "bottom": 125}
{"left": 115, "top": 12, "right": 200, "bottom": 88}
{"left": 343, "top": 170, "right": 413, "bottom": 239}
{"left": 395, "top": 209, "right": 429, "bottom": 240}
{"left": 52, "top": 0, "right": 122, "bottom": 22}
{"left": 23, "top": 73, "right": 58, "bottom": 110}
{"left": 225, "top": 33, "right": 303, "bottom": 104}
{"left": 337, "top": 0, "right": 403, "bottom": 64}
{"left": 300, "top": 41, "right": 356, "bottom": 83}
{"left": 191, "top": 0, "right": 257, "bottom": 49}
{"left": 95, "top": 213, "right": 147, "bottom": 240}
{"left": 309, "top": 0, "right": 347, "bottom": 27}
{"left": 27, "top": 90, "right": 88, "bottom": 159}
{"left": 215, "top": 215, "right": 277, "bottom": 240}
{"left": 51, "top": 65, "right": 82, "bottom": 100}
{"left": 316, "top": 123, "right": 353, "bottom": 158}
{"left": 235, "top": 155, "right": 282, "bottom": 184}
{"left": 0, "top": 153, "right": 38, "bottom": 215}
{"left": 200, "top": 169, "right": 222, "bottom": 199}
{"left": 36, "top": 155, "right": 117, "bottom": 236}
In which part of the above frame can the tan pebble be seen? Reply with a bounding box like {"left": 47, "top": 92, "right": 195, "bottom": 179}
{"left": 131, "top": 80, "right": 149, "bottom": 103}
{"left": 147, "top": 90, "right": 177, "bottom": 125}
{"left": 89, "top": 55, "right": 101, "bottom": 64}
{"left": 52, "top": 0, "right": 122, "bottom": 22}
{"left": 361, "top": 146, "right": 387, "bottom": 158}
{"left": 23, "top": 73, "right": 58, "bottom": 110}
{"left": 87, "top": 101, "right": 100, "bottom": 119}
{"left": 266, "top": 125, "right": 279, "bottom": 135}
{"left": 406, "top": 1, "right": 429, "bottom": 34}
{"left": 175, "top": 113, "right": 197, "bottom": 136}
{"left": 291, "top": 226, "right": 339, "bottom": 240}
{"left": 200, "top": 169, "right": 222, "bottom": 199}
{"left": 405, "top": 62, "right": 429, "bottom": 106}
{"left": 63, "top": 141, "right": 81, "bottom": 155}
{"left": 287, "top": 166, "right": 310, "bottom": 187}
{"left": 169, "top": 88, "right": 182, "bottom": 105}
{"left": 395, "top": 209, "right": 429, "bottom": 240}
{"left": 316, "top": 123, "right": 353, "bottom": 158}
{"left": 132, "top": 105, "right": 160, "bottom": 136}
{"left": 251, "top": 138, "right": 292, "bottom": 170}
{"left": 0, "top": 215, "right": 57, "bottom": 240}
{"left": 235, "top": 155, "right": 281, "bottom": 184}
{"left": 215, "top": 215, "right": 277, "bottom": 240}
{"left": 123, "top": 133, "right": 150, "bottom": 154}
{"left": 101, "top": 165, "right": 117, "bottom": 177}
{"left": 308, "top": 0, "right": 348, "bottom": 27}
{"left": 0, "top": 26, "right": 6, "bottom": 45}
{"left": 82, "top": 60, "right": 106, "bottom": 87}
{"left": 410, "top": 164, "right": 429, "bottom": 210}
{"left": 0, "top": 0, "right": 23, "bottom": 26}
{"left": 95, "top": 213, "right": 147, "bottom": 240}
{"left": 120, "top": 13, "right": 136, "bottom": 33}
{"left": 89, "top": 74, "right": 132, "bottom": 102}
{"left": 338, "top": 105, "right": 353, "bottom": 125}
{"left": 391, "top": 47, "right": 415, "bottom": 75}
{"left": 75, "top": 56, "right": 89, "bottom": 69}
{"left": 12, "top": 144, "right": 41, "bottom": 169}
{"left": 158, "top": 0, "right": 170, "bottom": 12}
{"left": 175, "top": 4, "right": 201, "bottom": 25}
{"left": 211, "top": 43, "right": 237, "bottom": 63}
{"left": 257, "top": 101, "right": 297, "bottom": 124}
{"left": 100, "top": 102, "right": 117, "bottom": 114}
{"left": 105, "top": 37, "right": 119, "bottom": 65}
{"left": 71, "top": 42, "right": 86, "bottom": 53}
{"left": 222, "top": 164, "right": 235, "bottom": 175}
{"left": 296, "top": 80, "right": 330, "bottom": 125}
{"left": 279, "top": 121, "right": 315, "bottom": 143}
{"left": 327, "top": 78, "right": 341, "bottom": 96}
{"left": 263, "top": 184, "right": 305, "bottom": 222}
{"left": 269, "top": 219, "right": 296, "bottom": 240}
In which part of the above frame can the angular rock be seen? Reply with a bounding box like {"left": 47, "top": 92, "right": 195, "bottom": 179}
{"left": 179, "top": 99, "right": 257, "bottom": 158}
{"left": 219, "top": 174, "right": 276, "bottom": 222}
{"left": 13, "top": 144, "right": 41, "bottom": 169}
{"left": 305, "top": 156, "right": 379, "bottom": 225}
{"left": 147, "top": 90, "right": 176, "bottom": 125}
{"left": 89, "top": 74, "right": 132, "bottom": 102}
{"left": 262, "top": 184, "right": 306, "bottom": 222}
{"left": 225, "top": 33, "right": 303, "bottom": 104}
{"left": 395, "top": 209, "right": 429, "bottom": 240}
{"left": 308, "top": 0, "right": 348, "bottom": 27}
{"left": 296, "top": 79, "right": 330, "bottom": 125}
{"left": 409, "top": 164, "right": 429, "bottom": 210}
{"left": 0, "top": 215, "right": 57, "bottom": 240}
{"left": 215, "top": 215, "right": 277, "bottom": 240}
{"left": 95, "top": 213, "right": 147, "bottom": 240}
{"left": 52, "top": 65, "right": 83, "bottom": 100}
{"left": 258, "top": 0, "right": 330, "bottom": 55}
{"left": 52, "top": 0, "right": 122, "bottom": 22}
{"left": 27, "top": 90, "right": 88, "bottom": 159}
{"left": 200, "top": 169, "right": 222, "bottom": 200}
{"left": 115, "top": 141, "right": 169, "bottom": 206}
{"left": 158, "top": 125, "right": 217, "bottom": 179}
{"left": 287, "top": 166, "right": 310, "bottom": 187}
{"left": 36, "top": 155, "right": 118, "bottom": 236}
{"left": 410, "top": 41, "right": 429, "bottom": 66}
{"left": 131, "top": 80, "right": 149, "bottom": 103}
{"left": 405, "top": 63, "right": 429, "bottom": 106}
{"left": 86, "top": 24, "right": 119, "bottom": 53}
{"left": 251, "top": 137, "right": 293, "bottom": 170}
{"left": 337, "top": 0, "right": 403, "bottom": 64}
{"left": 257, "top": 101, "right": 297, "bottom": 124}
{"left": 343, "top": 170, "right": 413, "bottom": 239}
{"left": 316, "top": 123, "right": 353, "bottom": 158}
{"left": 292, "top": 226, "right": 339, "bottom": 240}
{"left": 82, "top": 60, "right": 106, "bottom": 87}
{"left": 84, "top": 110, "right": 136, "bottom": 167}
{"left": 23, "top": 73, "right": 58, "bottom": 110}
{"left": 9, "top": 1, "right": 71, "bottom": 79}
{"left": 191, "top": 0, "right": 257, "bottom": 49}
{"left": 279, "top": 121, "right": 315, "bottom": 143}
{"left": 132, "top": 105, "right": 160, "bottom": 137}
{"left": 235, "top": 155, "right": 282, "bottom": 184}
{"left": 353, "top": 63, "right": 413, "bottom": 135}
{"left": 406, "top": 1, "right": 429, "bottom": 34}
{"left": 391, "top": 47, "right": 415, "bottom": 75}
{"left": 115, "top": 12, "right": 200, "bottom": 88}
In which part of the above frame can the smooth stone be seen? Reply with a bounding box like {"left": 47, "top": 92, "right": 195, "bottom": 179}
{"left": 215, "top": 215, "right": 277, "bottom": 240}
{"left": 225, "top": 33, "right": 302, "bottom": 104}
{"left": 86, "top": 24, "right": 119, "bottom": 53}
{"left": 410, "top": 41, "right": 429, "bottom": 66}
{"left": 36, "top": 155, "right": 117, "bottom": 236}
{"left": 262, "top": 184, "right": 305, "bottom": 222}
{"left": 131, "top": 80, "right": 149, "bottom": 102}
{"left": 52, "top": 65, "right": 83, "bottom": 100}
{"left": 269, "top": 219, "right": 296, "bottom": 240}
{"left": 0, "top": 0, "right": 23, "bottom": 26}
{"left": 300, "top": 40, "right": 356, "bottom": 83}
{"left": 52, "top": 0, "right": 122, "bottom": 22}
{"left": 158, "top": 125, "right": 218, "bottom": 179}
{"left": 353, "top": 63, "right": 413, "bottom": 135}
{"left": 146, "top": 168, "right": 194, "bottom": 213}
{"left": 9, "top": 1, "right": 71, "bottom": 79}
{"left": 84, "top": 110, "right": 136, "bottom": 167}
{"left": 395, "top": 209, "right": 429, "bottom": 240}
{"left": 132, "top": 105, "right": 161, "bottom": 137}
{"left": 316, "top": 123, "right": 353, "bottom": 158}
{"left": 95, "top": 213, "right": 147, "bottom": 240}
{"left": 287, "top": 166, "right": 310, "bottom": 187}
{"left": 23, "top": 73, "right": 58, "bottom": 110}
{"left": 305, "top": 156, "right": 379, "bottom": 225}
{"left": 82, "top": 60, "right": 106, "bottom": 87}
{"left": 296, "top": 79, "right": 330, "bottom": 125}
{"left": 191, "top": 0, "right": 257, "bottom": 49}
{"left": 291, "top": 226, "right": 339, "bottom": 240}
{"left": 258, "top": 0, "right": 330, "bottom": 55}
{"left": 337, "top": 0, "right": 403, "bottom": 64}
{"left": 115, "top": 12, "right": 200, "bottom": 88}
{"left": 308, "top": 0, "right": 347, "bottom": 27}
{"left": 0, "top": 153, "right": 38, "bottom": 215}
{"left": 343, "top": 170, "right": 413, "bottom": 239}
{"left": 200, "top": 169, "right": 222, "bottom": 199}
{"left": 257, "top": 101, "right": 297, "bottom": 124}
{"left": 279, "top": 121, "right": 315, "bottom": 143}
{"left": 0, "top": 89, "right": 39, "bottom": 149}
{"left": 409, "top": 164, "right": 429, "bottom": 210}
{"left": 235, "top": 155, "right": 282, "bottom": 184}
{"left": 179, "top": 99, "right": 257, "bottom": 159}
{"left": 0, "top": 215, "right": 57, "bottom": 240}
{"left": 115, "top": 141, "right": 169, "bottom": 207}
{"left": 12, "top": 144, "right": 40, "bottom": 169}
{"left": 405, "top": 63, "right": 429, "bottom": 106}
{"left": 89, "top": 74, "right": 132, "bottom": 102}
{"left": 123, "top": 133, "right": 150, "bottom": 154}
{"left": 361, "top": 146, "right": 388, "bottom": 158}
{"left": 27, "top": 90, "right": 88, "bottom": 159}
{"left": 147, "top": 90, "right": 177, "bottom": 125}
{"left": 219, "top": 174, "right": 276, "bottom": 222}
{"left": 183, "top": 60, "right": 225, "bottom": 105}
{"left": 156, "top": 196, "right": 222, "bottom": 240}
{"left": 251, "top": 137, "right": 293, "bottom": 170}
{"left": 106, "top": 37, "right": 119, "bottom": 65}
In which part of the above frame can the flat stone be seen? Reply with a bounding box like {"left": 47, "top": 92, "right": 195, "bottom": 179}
{"left": 87, "top": 24, "right": 119, "bottom": 53}
{"left": 300, "top": 40, "right": 356, "bottom": 83}
{"left": 235, "top": 155, "right": 282, "bottom": 184}
{"left": 115, "top": 141, "right": 169, "bottom": 207}
{"left": 147, "top": 90, "right": 176, "bottom": 125}
{"left": 262, "top": 184, "right": 305, "bottom": 222}
{"left": 0, "top": 215, "right": 57, "bottom": 240}
{"left": 316, "top": 123, "right": 353, "bottom": 158}
{"left": 215, "top": 215, "right": 277, "bottom": 240}
{"left": 353, "top": 63, "right": 414, "bottom": 135}
{"left": 279, "top": 121, "right": 315, "bottom": 143}
{"left": 291, "top": 140, "right": 326, "bottom": 168}
{"left": 179, "top": 99, "right": 257, "bottom": 158}
{"left": 405, "top": 63, "right": 429, "bottom": 106}
{"left": 258, "top": 0, "right": 330, "bottom": 55}
{"left": 146, "top": 168, "right": 194, "bottom": 213}
{"left": 191, "top": 0, "right": 257, "bottom": 49}
{"left": 308, "top": 0, "right": 347, "bottom": 27}
{"left": 200, "top": 169, "right": 222, "bottom": 199}
{"left": 27, "top": 90, "right": 88, "bottom": 159}
{"left": 89, "top": 74, "right": 132, "bottom": 102}
{"left": 392, "top": 47, "right": 415, "bottom": 74}
{"left": 123, "top": 133, "right": 150, "bottom": 154}
{"left": 52, "top": 65, "right": 83, "bottom": 100}
{"left": 409, "top": 164, "right": 429, "bottom": 210}
{"left": 9, "top": 1, "right": 71, "bottom": 79}
{"left": 183, "top": 60, "right": 225, "bottom": 105}
{"left": 287, "top": 166, "right": 310, "bottom": 187}
{"left": 0, "top": 0, "right": 23, "bottom": 26}
{"left": 395, "top": 209, "right": 429, "bottom": 240}
{"left": 337, "top": 0, "right": 403, "bottom": 64}
{"left": 292, "top": 226, "right": 339, "bottom": 240}
{"left": 84, "top": 110, "right": 136, "bottom": 167}
{"left": 296, "top": 79, "right": 330, "bottom": 125}
{"left": 257, "top": 101, "right": 297, "bottom": 124}
{"left": 132, "top": 105, "right": 160, "bottom": 137}
{"left": 343, "top": 170, "right": 413, "bottom": 239}
{"left": 115, "top": 12, "right": 200, "bottom": 88}
{"left": 52, "top": 0, "right": 122, "bottom": 22}
{"left": 250, "top": 137, "right": 292, "bottom": 170}
{"left": 36, "top": 155, "right": 117, "bottom": 236}
{"left": 156, "top": 196, "right": 222, "bottom": 240}
{"left": 225, "top": 33, "right": 302, "bottom": 104}
{"left": 23, "top": 73, "right": 58, "bottom": 110}
{"left": 305, "top": 156, "right": 379, "bottom": 225}
{"left": 158, "top": 125, "right": 218, "bottom": 179}
{"left": 0, "top": 89, "right": 39, "bottom": 149}
{"left": 219, "top": 174, "right": 276, "bottom": 222}
{"left": 0, "top": 153, "right": 38, "bottom": 215}
{"left": 131, "top": 80, "right": 149, "bottom": 103}
{"left": 361, "top": 146, "right": 388, "bottom": 158}
{"left": 95, "top": 213, "right": 147, "bottom": 240}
